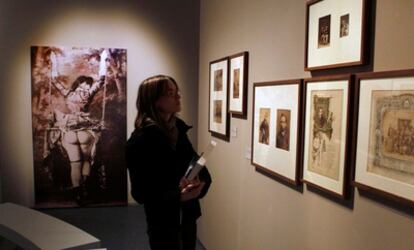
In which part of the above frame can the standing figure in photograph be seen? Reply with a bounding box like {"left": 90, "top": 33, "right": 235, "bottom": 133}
{"left": 46, "top": 50, "right": 110, "bottom": 205}
{"left": 126, "top": 75, "right": 212, "bottom": 250}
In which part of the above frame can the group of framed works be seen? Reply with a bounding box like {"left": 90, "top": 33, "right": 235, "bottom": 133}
{"left": 252, "top": 70, "right": 414, "bottom": 206}
{"left": 209, "top": 52, "right": 249, "bottom": 141}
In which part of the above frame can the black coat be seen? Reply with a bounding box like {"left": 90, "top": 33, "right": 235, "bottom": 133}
{"left": 126, "top": 118, "right": 212, "bottom": 230}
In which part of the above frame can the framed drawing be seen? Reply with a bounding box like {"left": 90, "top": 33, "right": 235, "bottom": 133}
{"left": 229, "top": 51, "right": 249, "bottom": 119}
{"left": 302, "top": 75, "right": 352, "bottom": 198}
{"left": 209, "top": 57, "right": 230, "bottom": 141}
{"left": 305, "top": 0, "right": 368, "bottom": 71}
{"left": 353, "top": 69, "right": 414, "bottom": 207}
{"left": 252, "top": 79, "right": 303, "bottom": 185}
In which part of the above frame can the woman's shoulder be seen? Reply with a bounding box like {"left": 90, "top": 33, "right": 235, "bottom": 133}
{"left": 127, "top": 125, "right": 165, "bottom": 146}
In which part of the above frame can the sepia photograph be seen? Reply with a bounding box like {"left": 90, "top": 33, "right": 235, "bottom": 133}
{"left": 233, "top": 68, "right": 240, "bottom": 99}
{"left": 276, "top": 109, "right": 291, "bottom": 151}
{"left": 303, "top": 77, "right": 351, "bottom": 198}
{"left": 31, "top": 46, "right": 127, "bottom": 208}
{"left": 340, "top": 14, "right": 350, "bottom": 37}
{"left": 305, "top": 0, "right": 367, "bottom": 70}
{"left": 259, "top": 108, "right": 271, "bottom": 145}
{"left": 308, "top": 91, "right": 343, "bottom": 181}
{"left": 214, "top": 100, "right": 223, "bottom": 124}
{"left": 355, "top": 70, "right": 414, "bottom": 206}
{"left": 252, "top": 80, "right": 302, "bottom": 185}
{"left": 318, "top": 15, "right": 331, "bottom": 48}
{"left": 367, "top": 91, "right": 414, "bottom": 185}
{"left": 209, "top": 57, "right": 229, "bottom": 141}
{"left": 214, "top": 69, "right": 223, "bottom": 91}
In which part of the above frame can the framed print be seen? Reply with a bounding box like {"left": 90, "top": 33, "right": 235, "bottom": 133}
{"left": 302, "top": 75, "right": 352, "bottom": 198}
{"left": 305, "top": 0, "right": 368, "bottom": 71}
{"left": 31, "top": 46, "right": 127, "bottom": 208}
{"left": 229, "top": 51, "right": 249, "bottom": 119}
{"left": 353, "top": 69, "right": 414, "bottom": 207}
{"left": 209, "top": 57, "right": 230, "bottom": 141}
{"left": 252, "top": 79, "right": 303, "bottom": 185}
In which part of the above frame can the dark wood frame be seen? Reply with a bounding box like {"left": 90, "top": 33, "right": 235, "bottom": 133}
{"left": 301, "top": 74, "right": 354, "bottom": 199}
{"left": 208, "top": 57, "right": 230, "bottom": 141}
{"left": 351, "top": 69, "right": 414, "bottom": 208}
{"left": 229, "top": 51, "right": 249, "bottom": 119}
{"left": 304, "top": 0, "right": 369, "bottom": 71}
{"left": 251, "top": 79, "right": 304, "bottom": 185}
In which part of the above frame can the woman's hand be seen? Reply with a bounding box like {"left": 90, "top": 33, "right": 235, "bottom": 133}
{"left": 179, "top": 176, "right": 205, "bottom": 202}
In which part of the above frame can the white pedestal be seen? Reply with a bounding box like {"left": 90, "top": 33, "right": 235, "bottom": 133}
{"left": 0, "top": 203, "right": 101, "bottom": 250}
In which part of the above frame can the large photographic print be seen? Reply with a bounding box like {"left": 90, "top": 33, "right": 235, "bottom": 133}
{"left": 354, "top": 70, "right": 414, "bottom": 207}
{"left": 302, "top": 76, "right": 351, "bottom": 198}
{"left": 209, "top": 57, "right": 230, "bottom": 141}
{"left": 305, "top": 0, "right": 367, "bottom": 70}
{"left": 252, "top": 80, "right": 303, "bottom": 185}
{"left": 31, "top": 46, "right": 127, "bottom": 208}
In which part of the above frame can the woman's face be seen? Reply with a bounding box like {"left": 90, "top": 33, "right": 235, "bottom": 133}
{"left": 155, "top": 80, "right": 181, "bottom": 115}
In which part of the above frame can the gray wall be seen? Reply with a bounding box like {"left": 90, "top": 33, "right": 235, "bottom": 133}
{"left": 197, "top": 0, "right": 414, "bottom": 249}
{"left": 0, "top": 0, "right": 200, "bottom": 206}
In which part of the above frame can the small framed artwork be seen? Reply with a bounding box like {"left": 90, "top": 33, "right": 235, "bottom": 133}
{"left": 305, "top": 0, "right": 368, "bottom": 71}
{"left": 353, "top": 69, "right": 414, "bottom": 207}
{"left": 302, "top": 75, "right": 353, "bottom": 198}
{"left": 252, "top": 79, "right": 303, "bottom": 185}
{"left": 209, "top": 57, "right": 230, "bottom": 141}
{"left": 229, "top": 51, "right": 249, "bottom": 119}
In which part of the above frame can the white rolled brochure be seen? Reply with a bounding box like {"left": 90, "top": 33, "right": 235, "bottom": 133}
{"left": 184, "top": 140, "right": 217, "bottom": 180}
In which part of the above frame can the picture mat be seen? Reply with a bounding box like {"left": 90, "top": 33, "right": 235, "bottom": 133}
{"left": 308, "top": 0, "right": 363, "bottom": 68}
{"left": 209, "top": 60, "right": 228, "bottom": 135}
{"left": 355, "top": 77, "right": 414, "bottom": 201}
{"left": 253, "top": 84, "right": 299, "bottom": 181}
{"left": 303, "top": 80, "right": 349, "bottom": 194}
{"left": 229, "top": 55, "right": 245, "bottom": 112}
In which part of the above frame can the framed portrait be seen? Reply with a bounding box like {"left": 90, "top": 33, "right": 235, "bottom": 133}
{"left": 353, "top": 69, "right": 414, "bottom": 207}
{"left": 229, "top": 51, "right": 249, "bottom": 119}
{"left": 302, "top": 75, "right": 352, "bottom": 198}
{"left": 209, "top": 57, "right": 230, "bottom": 141}
{"left": 305, "top": 0, "right": 368, "bottom": 71}
{"left": 252, "top": 79, "right": 303, "bottom": 185}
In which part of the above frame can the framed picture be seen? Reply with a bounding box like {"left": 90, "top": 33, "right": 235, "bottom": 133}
{"left": 302, "top": 75, "right": 352, "bottom": 198}
{"left": 305, "top": 0, "right": 368, "bottom": 71}
{"left": 252, "top": 79, "right": 303, "bottom": 185}
{"left": 353, "top": 69, "right": 414, "bottom": 207}
{"left": 209, "top": 57, "right": 230, "bottom": 141}
{"left": 229, "top": 51, "right": 249, "bottom": 119}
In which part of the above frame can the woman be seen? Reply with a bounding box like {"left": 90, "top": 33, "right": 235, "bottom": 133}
{"left": 126, "top": 75, "right": 212, "bottom": 250}
{"left": 46, "top": 50, "right": 109, "bottom": 204}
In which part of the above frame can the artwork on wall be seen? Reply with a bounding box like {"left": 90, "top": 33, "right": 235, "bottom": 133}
{"left": 353, "top": 69, "right": 414, "bottom": 207}
{"left": 305, "top": 0, "right": 368, "bottom": 70}
{"left": 229, "top": 51, "right": 249, "bottom": 119}
{"left": 209, "top": 57, "right": 230, "bottom": 141}
{"left": 302, "top": 75, "right": 352, "bottom": 198}
{"left": 31, "top": 46, "right": 127, "bottom": 208}
{"left": 252, "top": 80, "right": 303, "bottom": 185}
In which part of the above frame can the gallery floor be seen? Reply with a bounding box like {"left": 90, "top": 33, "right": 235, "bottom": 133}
{"left": 42, "top": 205, "right": 206, "bottom": 250}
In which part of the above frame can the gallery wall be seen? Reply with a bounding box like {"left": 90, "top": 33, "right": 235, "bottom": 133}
{"left": 0, "top": 0, "right": 200, "bottom": 206}
{"left": 197, "top": 0, "right": 414, "bottom": 249}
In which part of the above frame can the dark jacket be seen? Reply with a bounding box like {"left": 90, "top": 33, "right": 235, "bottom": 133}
{"left": 126, "top": 118, "right": 211, "bottom": 230}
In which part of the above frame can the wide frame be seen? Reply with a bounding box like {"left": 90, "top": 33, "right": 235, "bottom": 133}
{"left": 251, "top": 79, "right": 304, "bottom": 185}
{"left": 353, "top": 69, "right": 414, "bottom": 207}
{"left": 229, "top": 51, "right": 249, "bottom": 119}
{"left": 305, "top": 0, "right": 368, "bottom": 71}
{"left": 209, "top": 57, "right": 230, "bottom": 141}
{"left": 302, "top": 75, "right": 353, "bottom": 199}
